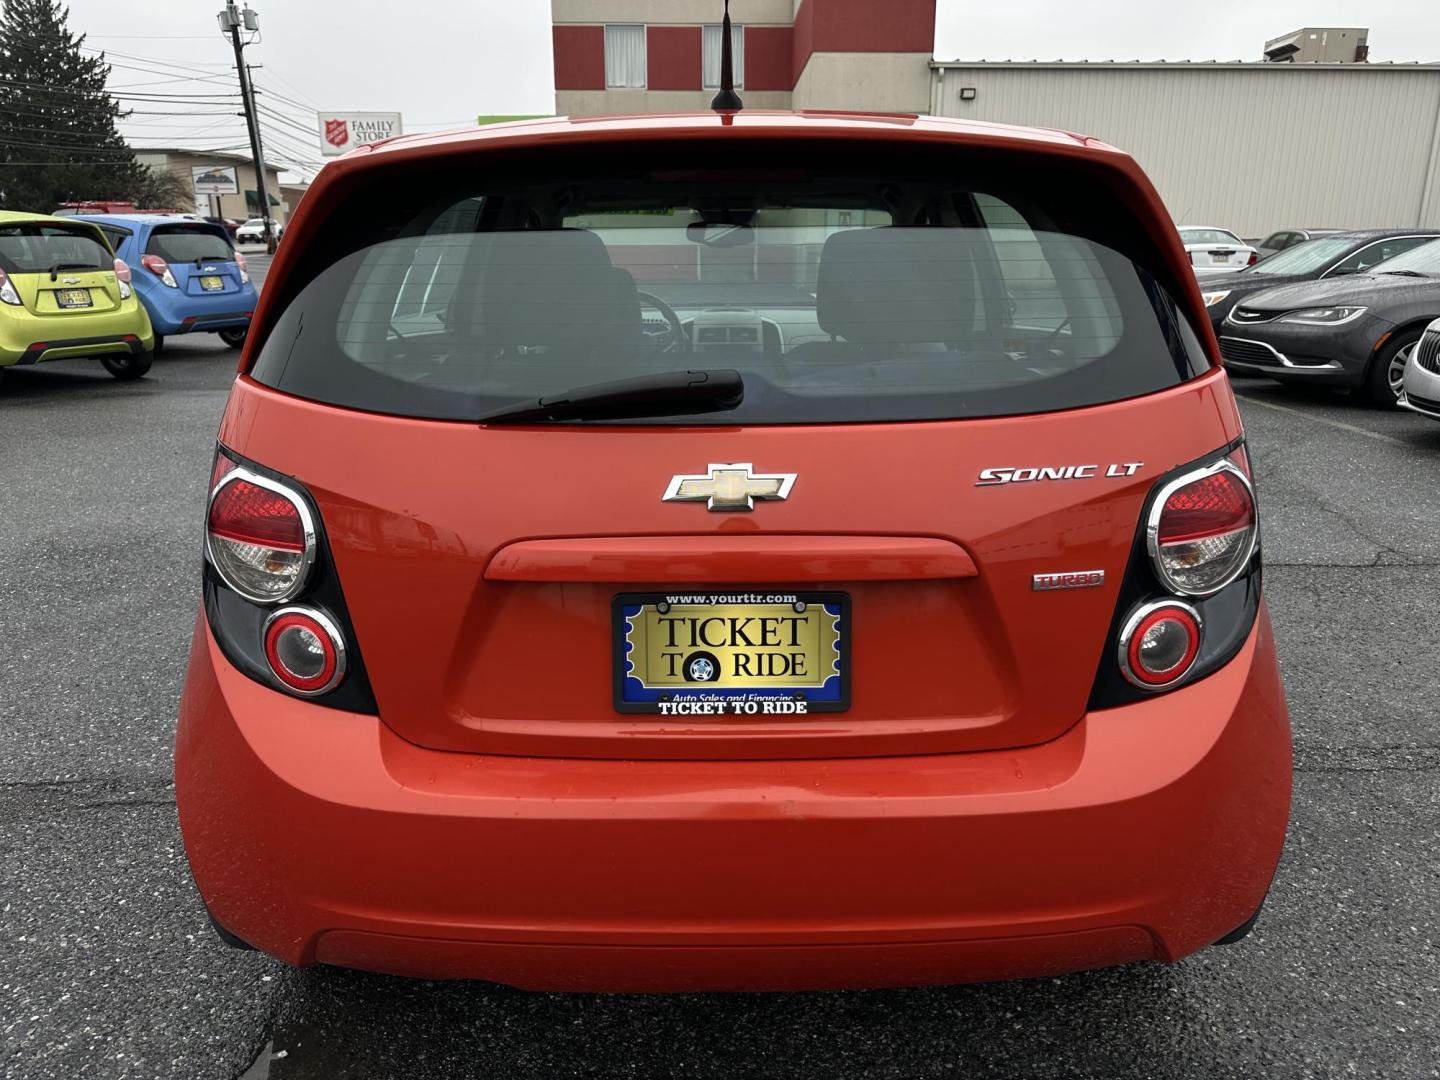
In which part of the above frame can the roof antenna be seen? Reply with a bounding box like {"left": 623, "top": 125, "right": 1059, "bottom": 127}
{"left": 710, "top": 0, "right": 743, "bottom": 111}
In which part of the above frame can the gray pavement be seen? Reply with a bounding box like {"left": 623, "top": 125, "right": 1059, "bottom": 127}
{"left": 1, "top": 355, "right": 1438, "bottom": 1079}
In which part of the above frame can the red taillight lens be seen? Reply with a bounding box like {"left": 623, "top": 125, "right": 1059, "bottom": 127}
{"left": 263, "top": 607, "right": 346, "bottom": 695}
{"left": 206, "top": 470, "right": 314, "bottom": 603}
{"left": 1247, "top": 251, "right": 1259, "bottom": 266}
{"left": 113, "top": 257, "right": 131, "bottom": 284}
{"left": 1120, "top": 602, "right": 1202, "bottom": 689}
{"left": 1149, "top": 461, "right": 1257, "bottom": 596}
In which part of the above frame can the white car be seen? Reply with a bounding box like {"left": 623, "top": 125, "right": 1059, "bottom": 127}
{"left": 1177, "top": 226, "right": 1258, "bottom": 277}
{"left": 1399, "top": 316, "right": 1440, "bottom": 422}
{"left": 235, "top": 218, "right": 283, "bottom": 244}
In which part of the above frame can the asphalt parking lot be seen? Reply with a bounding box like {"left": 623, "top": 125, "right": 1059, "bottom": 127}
{"left": 3, "top": 298, "right": 1439, "bottom": 1077}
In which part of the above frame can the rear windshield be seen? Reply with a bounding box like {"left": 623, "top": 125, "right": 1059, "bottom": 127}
{"left": 145, "top": 224, "right": 233, "bottom": 263}
{"left": 0, "top": 222, "right": 111, "bottom": 275}
{"left": 252, "top": 142, "right": 1208, "bottom": 424}
{"left": 1179, "top": 228, "right": 1241, "bottom": 246}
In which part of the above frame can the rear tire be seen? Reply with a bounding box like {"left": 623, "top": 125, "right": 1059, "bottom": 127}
{"left": 102, "top": 352, "right": 153, "bottom": 380}
{"left": 218, "top": 327, "right": 247, "bottom": 349}
{"left": 152, "top": 334, "right": 165, "bottom": 356}
{"left": 1363, "top": 329, "right": 1420, "bottom": 408}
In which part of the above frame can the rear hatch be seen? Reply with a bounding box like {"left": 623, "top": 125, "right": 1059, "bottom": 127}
{"left": 145, "top": 223, "right": 246, "bottom": 299}
{"left": 229, "top": 131, "right": 1237, "bottom": 761}
{"left": 0, "top": 219, "right": 122, "bottom": 315}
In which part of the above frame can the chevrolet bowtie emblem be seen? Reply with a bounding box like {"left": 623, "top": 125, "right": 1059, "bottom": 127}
{"left": 662, "top": 463, "right": 796, "bottom": 512}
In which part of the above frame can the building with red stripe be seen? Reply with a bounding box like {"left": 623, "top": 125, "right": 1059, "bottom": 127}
{"left": 552, "top": 0, "right": 937, "bottom": 115}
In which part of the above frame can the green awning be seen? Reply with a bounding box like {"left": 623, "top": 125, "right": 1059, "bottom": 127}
{"left": 244, "top": 190, "right": 282, "bottom": 209}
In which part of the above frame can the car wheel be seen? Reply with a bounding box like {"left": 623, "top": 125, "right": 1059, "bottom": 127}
{"left": 102, "top": 352, "right": 154, "bottom": 380}
{"left": 152, "top": 334, "right": 165, "bottom": 356}
{"left": 218, "top": 327, "right": 247, "bottom": 349}
{"left": 1364, "top": 330, "right": 1420, "bottom": 408}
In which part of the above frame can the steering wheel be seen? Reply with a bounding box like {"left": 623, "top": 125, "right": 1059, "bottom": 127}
{"left": 636, "top": 290, "right": 686, "bottom": 353}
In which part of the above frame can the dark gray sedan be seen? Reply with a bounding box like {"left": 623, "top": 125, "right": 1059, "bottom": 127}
{"left": 1218, "top": 238, "right": 1440, "bottom": 406}
{"left": 1201, "top": 229, "right": 1440, "bottom": 330}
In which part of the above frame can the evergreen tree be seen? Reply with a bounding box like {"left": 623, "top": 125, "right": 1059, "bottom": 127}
{"left": 0, "top": 0, "right": 146, "bottom": 210}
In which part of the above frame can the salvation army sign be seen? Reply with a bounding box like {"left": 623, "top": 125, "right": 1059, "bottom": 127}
{"left": 316, "top": 112, "right": 403, "bottom": 156}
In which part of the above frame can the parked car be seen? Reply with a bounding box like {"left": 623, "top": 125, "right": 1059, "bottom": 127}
{"left": 78, "top": 214, "right": 256, "bottom": 351}
{"left": 0, "top": 210, "right": 154, "bottom": 386}
{"left": 1200, "top": 229, "right": 1440, "bottom": 328}
{"left": 1253, "top": 227, "right": 1346, "bottom": 260}
{"left": 176, "top": 111, "right": 1291, "bottom": 992}
{"left": 1399, "top": 316, "right": 1440, "bottom": 421}
{"left": 204, "top": 216, "right": 242, "bottom": 238}
{"left": 235, "top": 218, "right": 283, "bottom": 244}
{"left": 1219, "top": 237, "right": 1440, "bottom": 406}
{"left": 1177, "top": 226, "right": 1259, "bottom": 276}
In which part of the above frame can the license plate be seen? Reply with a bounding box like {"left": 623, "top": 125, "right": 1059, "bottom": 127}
{"left": 55, "top": 288, "right": 91, "bottom": 308}
{"left": 199, "top": 275, "right": 224, "bottom": 291}
{"left": 614, "top": 592, "right": 849, "bottom": 715}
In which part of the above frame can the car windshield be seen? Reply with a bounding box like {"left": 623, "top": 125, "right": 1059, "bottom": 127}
{"left": 1179, "top": 228, "right": 1242, "bottom": 246}
{"left": 251, "top": 142, "right": 1208, "bottom": 424}
{"left": 0, "top": 222, "right": 111, "bottom": 274}
{"left": 1246, "top": 235, "right": 1356, "bottom": 275}
{"left": 1368, "top": 237, "right": 1440, "bottom": 276}
{"left": 146, "top": 224, "right": 233, "bottom": 263}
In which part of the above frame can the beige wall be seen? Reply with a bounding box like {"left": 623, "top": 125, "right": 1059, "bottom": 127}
{"left": 552, "top": 0, "right": 792, "bottom": 24}
{"left": 792, "top": 52, "right": 932, "bottom": 112}
{"left": 135, "top": 151, "right": 287, "bottom": 223}
{"left": 931, "top": 63, "right": 1440, "bottom": 235}
{"left": 556, "top": 88, "right": 793, "bottom": 114}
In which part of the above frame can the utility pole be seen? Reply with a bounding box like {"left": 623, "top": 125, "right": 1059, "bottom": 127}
{"left": 218, "top": 2, "right": 275, "bottom": 253}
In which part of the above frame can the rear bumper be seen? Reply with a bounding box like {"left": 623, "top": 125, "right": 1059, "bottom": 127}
{"left": 140, "top": 289, "right": 256, "bottom": 335}
{"left": 176, "top": 608, "right": 1292, "bottom": 991}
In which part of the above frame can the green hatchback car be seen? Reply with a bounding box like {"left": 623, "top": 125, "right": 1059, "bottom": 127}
{"left": 0, "top": 210, "right": 155, "bottom": 386}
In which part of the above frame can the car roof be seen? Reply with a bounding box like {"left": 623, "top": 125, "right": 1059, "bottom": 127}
{"left": 71, "top": 213, "right": 214, "bottom": 228}
{"left": 356, "top": 110, "right": 1103, "bottom": 160}
{"left": 1177, "top": 225, "right": 1240, "bottom": 232}
{"left": 1330, "top": 227, "right": 1440, "bottom": 240}
{"left": 0, "top": 209, "right": 100, "bottom": 226}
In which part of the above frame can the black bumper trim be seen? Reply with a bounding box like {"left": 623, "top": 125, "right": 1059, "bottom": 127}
{"left": 18, "top": 334, "right": 145, "bottom": 365}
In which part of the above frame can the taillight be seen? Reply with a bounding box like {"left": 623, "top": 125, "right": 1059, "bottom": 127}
{"left": 234, "top": 250, "right": 250, "bottom": 285}
{"left": 206, "top": 468, "right": 315, "bottom": 603}
{"left": 1146, "top": 460, "right": 1257, "bottom": 596}
{"left": 0, "top": 267, "right": 21, "bottom": 306}
{"left": 140, "top": 254, "right": 178, "bottom": 288}
{"left": 114, "top": 258, "right": 133, "bottom": 299}
{"left": 1247, "top": 251, "right": 1259, "bottom": 266}
{"left": 1119, "top": 601, "right": 1202, "bottom": 689}
{"left": 263, "top": 607, "right": 346, "bottom": 694}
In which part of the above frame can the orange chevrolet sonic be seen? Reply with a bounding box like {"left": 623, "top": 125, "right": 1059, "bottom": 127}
{"left": 176, "top": 110, "right": 1292, "bottom": 991}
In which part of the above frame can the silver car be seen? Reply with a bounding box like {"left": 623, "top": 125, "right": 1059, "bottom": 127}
{"left": 1399, "top": 317, "right": 1440, "bottom": 421}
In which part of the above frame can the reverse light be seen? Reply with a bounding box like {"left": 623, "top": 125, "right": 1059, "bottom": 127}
{"left": 206, "top": 467, "right": 315, "bottom": 603}
{"left": 1119, "top": 601, "right": 1203, "bottom": 689}
{"left": 1278, "top": 305, "right": 1366, "bottom": 325}
{"left": 140, "top": 253, "right": 178, "bottom": 288}
{"left": 234, "top": 250, "right": 250, "bottom": 285}
{"left": 0, "top": 267, "right": 21, "bottom": 306}
{"left": 1147, "top": 459, "right": 1257, "bottom": 596}
{"left": 1201, "top": 289, "right": 1231, "bottom": 308}
{"left": 262, "top": 606, "right": 346, "bottom": 695}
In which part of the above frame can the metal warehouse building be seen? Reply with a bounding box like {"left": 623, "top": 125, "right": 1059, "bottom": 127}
{"left": 930, "top": 61, "right": 1440, "bottom": 236}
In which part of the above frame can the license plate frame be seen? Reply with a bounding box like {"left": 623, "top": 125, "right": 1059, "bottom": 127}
{"left": 613, "top": 591, "right": 850, "bottom": 715}
{"left": 199, "top": 275, "right": 225, "bottom": 292}
{"left": 55, "top": 288, "right": 92, "bottom": 308}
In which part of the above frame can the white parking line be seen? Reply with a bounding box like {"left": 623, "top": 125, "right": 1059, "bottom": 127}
{"left": 1233, "top": 392, "right": 1414, "bottom": 450}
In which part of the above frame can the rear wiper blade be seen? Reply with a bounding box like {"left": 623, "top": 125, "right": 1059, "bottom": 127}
{"left": 478, "top": 369, "right": 744, "bottom": 424}
{"left": 48, "top": 261, "right": 93, "bottom": 280}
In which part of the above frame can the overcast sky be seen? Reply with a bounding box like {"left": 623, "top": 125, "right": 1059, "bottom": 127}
{"left": 50, "top": 0, "right": 1440, "bottom": 182}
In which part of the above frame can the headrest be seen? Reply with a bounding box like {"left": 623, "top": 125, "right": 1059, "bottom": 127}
{"left": 474, "top": 230, "right": 641, "bottom": 348}
{"left": 816, "top": 227, "right": 980, "bottom": 344}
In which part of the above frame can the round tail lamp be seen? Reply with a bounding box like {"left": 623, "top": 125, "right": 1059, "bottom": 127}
{"left": 1119, "top": 601, "right": 1202, "bottom": 690}
{"left": 262, "top": 607, "right": 346, "bottom": 695}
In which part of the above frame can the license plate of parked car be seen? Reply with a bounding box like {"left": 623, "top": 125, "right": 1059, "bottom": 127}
{"left": 200, "top": 275, "right": 225, "bottom": 291}
{"left": 55, "top": 288, "right": 91, "bottom": 308}
{"left": 614, "top": 592, "right": 849, "bottom": 714}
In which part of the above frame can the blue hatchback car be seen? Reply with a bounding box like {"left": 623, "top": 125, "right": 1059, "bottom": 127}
{"left": 77, "top": 215, "right": 256, "bottom": 352}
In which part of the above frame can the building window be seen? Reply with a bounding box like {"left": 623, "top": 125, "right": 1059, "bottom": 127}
{"left": 702, "top": 23, "right": 744, "bottom": 88}
{"left": 605, "top": 24, "right": 647, "bottom": 88}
